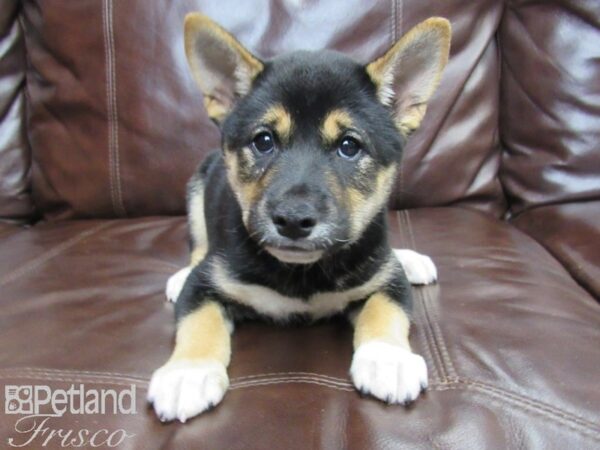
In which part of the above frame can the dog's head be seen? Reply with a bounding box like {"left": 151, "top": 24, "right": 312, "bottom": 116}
{"left": 184, "top": 14, "right": 450, "bottom": 264}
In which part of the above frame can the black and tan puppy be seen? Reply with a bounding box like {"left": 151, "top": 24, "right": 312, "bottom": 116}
{"left": 148, "top": 13, "right": 450, "bottom": 422}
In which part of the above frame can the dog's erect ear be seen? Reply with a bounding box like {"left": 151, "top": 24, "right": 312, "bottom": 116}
{"left": 366, "top": 17, "right": 451, "bottom": 137}
{"left": 184, "top": 13, "right": 264, "bottom": 123}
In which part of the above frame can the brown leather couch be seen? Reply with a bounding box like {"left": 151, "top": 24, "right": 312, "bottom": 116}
{"left": 1, "top": 1, "right": 599, "bottom": 448}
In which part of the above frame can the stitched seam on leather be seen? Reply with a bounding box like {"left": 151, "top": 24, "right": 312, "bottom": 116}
{"left": 397, "top": 0, "right": 403, "bottom": 44}
{"left": 234, "top": 371, "right": 350, "bottom": 383}
{"left": 0, "top": 373, "right": 355, "bottom": 393}
{"left": 0, "top": 374, "right": 146, "bottom": 388}
{"left": 233, "top": 376, "right": 352, "bottom": 388}
{"left": 108, "top": 0, "right": 125, "bottom": 216}
{"left": 231, "top": 379, "right": 355, "bottom": 392}
{"left": 390, "top": 0, "right": 397, "bottom": 44}
{"left": 425, "top": 288, "right": 458, "bottom": 380}
{"left": 102, "top": 0, "right": 116, "bottom": 215}
{"left": 0, "top": 373, "right": 355, "bottom": 392}
{"left": 232, "top": 376, "right": 353, "bottom": 390}
{"left": 414, "top": 287, "right": 447, "bottom": 381}
{"left": 458, "top": 379, "right": 600, "bottom": 435}
{"left": 429, "top": 383, "right": 600, "bottom": 441}
{"left": 395, "top": 211, "right": 438, "bottom": 380}
{"left": 0, "top": 373, "right": 355, "bottom": 391}
{"left": 0, "top": 369, "right": 353, "bottom": 385}
{"left": 103, "top": 0, "right": 126, "bottom": 217}
{"left": 397, "top": 210, "right": 441, "bottom": 382}
{"left": 398, "top": 210, "right": 443, "bottom": 382}
{"left": 0, "top": 222, "right": 112, "bottom": 287}
{"left": 404, "top": 210, "right": 458, "bottom": 382}
{"left": 415, "top": 305, "right": 440, "bottom": 382}
{"left": 416, "top": 289, "right": 445, "bottom": 380}
{"left": 0, "top": 369, "right": 352, "bottom": 386}
{"left": 231, "top": 379, "right": 455, "bottom": 393}
{"left": 0, "top": 368, "right": 148, "bottom": 383}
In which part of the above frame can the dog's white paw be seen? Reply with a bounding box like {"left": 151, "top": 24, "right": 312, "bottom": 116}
{"left": 393, "top": 249, "right": 437, "bottom": 285}
{"left": 165, "top": 267, "right": 192, "bottom": 303}
{"left": 147, "top": 360, "right": 229, "bottom": 423}
{"left": 350, "top": 341, "right": 428, "bottom": 404}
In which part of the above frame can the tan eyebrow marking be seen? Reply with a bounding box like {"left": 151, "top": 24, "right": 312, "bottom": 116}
{"left": 321, "top": 109, "right": 354, "bottom": 143}
{"left": 261, "top": 104, "right": 293, "bottom": 143}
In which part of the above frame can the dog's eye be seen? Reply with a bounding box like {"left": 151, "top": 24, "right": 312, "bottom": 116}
{"left": 337, "top": 137, "right": 362, "bottom": 160}
{"left": 252, "top": 131, "right": 275, "bottom": 154}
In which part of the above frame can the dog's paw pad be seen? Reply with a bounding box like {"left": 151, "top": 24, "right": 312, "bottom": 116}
{"left": 147, "top": 360, "right": 228, "bottom": 422}
{"left": 393, "top": 249, "right": 437, "bottom": 285}
{"left": 350, "top": 341, "right": 428, "bottom": 404}
{"left": 165, "top": 267, "right": 192, "bottom": 303}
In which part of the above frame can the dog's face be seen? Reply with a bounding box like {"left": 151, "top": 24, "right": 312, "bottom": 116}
{"left": 221, "top": 51, "right": 405, "bottom": 264}
{"left": 185, "top": 15, "right": 451, "bottom": 264}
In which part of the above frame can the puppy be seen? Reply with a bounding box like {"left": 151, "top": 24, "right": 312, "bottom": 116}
{"left": 148, "top": 13, "right": 450, "bottom": 423}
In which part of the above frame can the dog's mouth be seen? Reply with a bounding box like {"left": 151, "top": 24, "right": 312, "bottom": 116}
{"left": 264, "top": 245, "right": 324, "bottom": 265}
{"left": 248, "top": 209, "right": 343, "bottom": 265}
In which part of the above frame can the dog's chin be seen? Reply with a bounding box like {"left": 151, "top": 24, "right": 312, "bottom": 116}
{"left": 264, "top": 246, "right": 324, "bottom": 265}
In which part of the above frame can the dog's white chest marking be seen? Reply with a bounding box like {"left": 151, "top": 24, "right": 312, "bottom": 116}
{"left": 211, "top": 258, "right": 395, "bottom": 321}
{"left": 165, "top": 249, "right": 438, "bottom": 313}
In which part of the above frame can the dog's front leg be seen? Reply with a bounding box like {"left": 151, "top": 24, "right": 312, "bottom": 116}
{"left": 148, "top": 289, "right": 231, "bottom": 422}
{"left": 350, "top": 292, "right": 427, "bottom": 404}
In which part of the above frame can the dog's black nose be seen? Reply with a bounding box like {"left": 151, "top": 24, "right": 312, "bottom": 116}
{"left": 271, "top": 207, "right": 317, "bottom": 240}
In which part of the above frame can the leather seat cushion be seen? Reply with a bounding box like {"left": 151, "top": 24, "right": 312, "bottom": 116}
{"left": 1, "top": 208, "right": 598, "bottom": 447}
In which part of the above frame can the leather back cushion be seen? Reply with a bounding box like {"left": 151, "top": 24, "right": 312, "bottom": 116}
{"left": 23, "top": 0, "right": 506, "bottom": 219}
{"left": 0, "top": 1, "right": 34, "bottom": 223}
{"left": 500, "top": 0, "right": 600, "bottom": 215}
